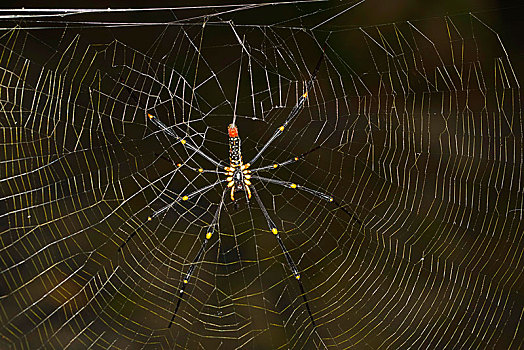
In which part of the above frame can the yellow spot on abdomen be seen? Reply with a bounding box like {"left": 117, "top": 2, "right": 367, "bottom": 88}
{"left": 181, "top": 139, "right": 186, "bottom": 145}
{"left": 182, "top": 196, "right": 189, "bottom": 201}
{"left": 290, "top": 183, "right": 297, "bottom": 189}
{"left": 206, "top": 232, "right": 212, "bottom": 240}
{"left": 271, "top": 228, "right": 278, "bottom": 235}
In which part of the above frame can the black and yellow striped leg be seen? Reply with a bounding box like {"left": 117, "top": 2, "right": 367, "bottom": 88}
{"left": 118, "top": 180, "right": 226, "bottom": 252}
{"left": 169, "top": 187, "right": 227, "bottom": 327}
{"left": 147, "top": 113, "right": 225, "bottom": 170}
{"left": 120, "top": 81, "right": 224, "bottom": 170}
{"left": 252, "top": 175, "right": 362, "bottom": 226}
{"left": 251, "top": 186, "right": 317, "bottom": 327}
{"left": 155, "top": 153, "right": 225, "bottom": 176}
{"left": 250, "top": 145, "right": 322, "bottom": 172}
{"left": 249, "top": 49, "right": 325, "bottom": 165}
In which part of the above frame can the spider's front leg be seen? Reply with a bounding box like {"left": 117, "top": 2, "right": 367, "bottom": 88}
{"left": 249, "top": 47, "right": 325, "bottom": 165}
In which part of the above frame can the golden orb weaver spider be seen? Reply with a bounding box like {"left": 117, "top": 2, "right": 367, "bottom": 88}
{"left": 118, "top": 46, "right": 361, "bottom": 328}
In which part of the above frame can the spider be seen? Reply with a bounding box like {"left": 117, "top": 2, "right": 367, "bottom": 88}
{"left": 118, "top": 47, "right": 361, "bottom": 328}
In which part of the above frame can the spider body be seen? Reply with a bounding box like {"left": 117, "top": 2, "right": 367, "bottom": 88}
{"left": 226, "top": 124, "right": 251, "bottom": 201}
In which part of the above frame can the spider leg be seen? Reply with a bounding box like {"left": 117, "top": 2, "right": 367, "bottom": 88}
{"left": 252, "top": 175, "right": 362, "bottom": 226}
{"left": 118, "top": 179, "right": 226, "bottom": 251}
{"left": 250, "top": 145, "right": 322, "bottom": 172}
{"left": 230, "top": 186, "right": 235, "bottom": 202}
{"left": 249, "top": 48, "right": 325, "bottom": 165}
{"left": 251, "top": 186, "right": 317, "bottom": 327}
{"left": 120, "top": 80, "right": 224, "bottom": 170}
{"left": 147, "top": 113, "right": 225, "bottom": 169}
{"left": 169, "top": 187, "right": 227, "bottom": 327}
{"left": 155, "top": 152, "right": 225, "bottom": 175}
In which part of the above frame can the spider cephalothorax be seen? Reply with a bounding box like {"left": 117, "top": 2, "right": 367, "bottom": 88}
{"left": 225, "top": 124, "right": 251, "bottom": 201}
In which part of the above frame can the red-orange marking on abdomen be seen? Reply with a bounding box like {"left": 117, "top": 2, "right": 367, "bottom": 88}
{"left": 228, "top": 125, "right": 239, "bottom": 137}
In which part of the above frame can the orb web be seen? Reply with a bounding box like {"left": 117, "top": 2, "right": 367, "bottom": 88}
{"left": 0, "top": 4, "right": 523, "bottom": 349}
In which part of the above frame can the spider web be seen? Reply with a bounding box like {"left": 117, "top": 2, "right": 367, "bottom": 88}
{"left": 1, "top": 3, "right": 523, "bottom": 349}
